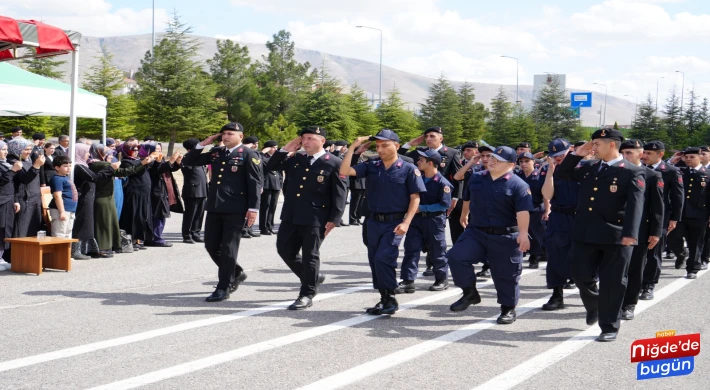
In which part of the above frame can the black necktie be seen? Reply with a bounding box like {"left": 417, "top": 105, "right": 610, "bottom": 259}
{"left": 308, "top": 155, "right": 315, "bottom": 165}
{"left": 599, "top": 162, "right": 609, "bottom": 173}
{"left": 691, "top": 168, "right": 697, "bottom": 174}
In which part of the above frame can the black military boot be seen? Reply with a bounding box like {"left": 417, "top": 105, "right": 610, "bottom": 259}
{"left": 365, "top": 289, "right": 386, "bottom": 315}
{"left": 675, "top": 252, "right": 687, "bottom": 269}
{"left": 394, "top": 280, "right": 415, "bottom": 294}
{"left": 449, "top": 284, "right": 482, "bottom": 312}
{"left": 380, "top": 290, "right": 399, "bottom": 315}
{"left": 639, "top": 284, "right": 654, "bottom": 300}
{"left": 542, "top": 286, "right": 565, "bottom": 311}
{"left": 497, "top": 305, "right": 517, "bottom": 324}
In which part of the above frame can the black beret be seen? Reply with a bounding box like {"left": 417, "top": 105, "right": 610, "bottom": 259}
{"left": 32, "top": 132, "right": 46, "bottom": 140}
{"left": 643, "top": 141, "right": 665, "bottom": 151}
{"left": 591, "top": 128, "right": 624, "bottom": 142}
{"left": 299, "top": 126, "right": 326, "bottom": 138}
{"left": 574, "top": 141, "right": 587, "bottom": 148}
{"left": 0, "top": 132, "right": 4, "bottom": 137}
{"left": 182, "top": 138, "right": 199, "bottom": 150}
{"left": 143, "top": 135, "right": 155, "bottom": 141}
{"left": 221, "top": 122, "right": 244, "bottom": 132}
{"left": 324, "top": 140, "right": 334, "bottom": 147}
{"left": 243, "top": 136, "right": 258, "bottom": 144}
{"left": 264, "top": 140, "right": 278, "bottom": 148}
{"left": 334, "top": 140, "right": 347, "bottom": 147}
{"left": 516, "top": 142, "right": 531, "bottom": 149}
{"left": 461, "top": 141, "right": 479, "bottom": 149}
{"left": 10, "top": 126, "right": 22, "bottom": 133}
{"left": 684, "top": 147, "right": 701, "bottom": 155}
{"left": 700, "top": 145, "right": 710, "bottom": 152}
{"left": 619, "top": 139, "right": 644, "bottom": 151}
{"left": 423, "top": 126, "right": 443, "bottom": 135}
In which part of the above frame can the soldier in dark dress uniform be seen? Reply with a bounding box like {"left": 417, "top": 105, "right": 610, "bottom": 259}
{"left": 398, "top": 126, "right": 463, "bottom": 276}
{"left": 618, "top": 140, "right": 664, "bottom": 321}
{"left": 181, "top": 138, "right": 208, "bottom": 244}
{"left": 182, "top": 122, "right": 262, "bottom": 302}
{"left": 259, "top": 140, "right": 283, "bottom": 236}
{"left": 666, "top": 147, "right": 710, "bottom": 278}
{"left": 555, "top": 129, "right": 645, "bottom": 342}
{"left": 639, "top": 141, "right": 684, "bottom": 299}
{"left": 265, "top": 127, "right": 348, "bottom": 310}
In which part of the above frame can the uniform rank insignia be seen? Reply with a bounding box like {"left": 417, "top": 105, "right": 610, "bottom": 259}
{"left": 637, "top": 178, "right": 645, "bottom": 188}
{"left": 678, "top": 177, "right": 683, "bottom": 184}
{"left": 443, "top": 186, "right": 450, "bottom": 193}
{"left": 238, "top": 148, "right": 243, "bottom": 153}
{"left": 658, "top": 179, "right": 664, "bottom": 189}
{"left": 317, "top": 175, "right": 324, "bottom": 183}
{"left": 252, "top": 157, "right": 260, "bottom": 165}
{"left": 414, "top": 170, "right": 421, "bottom": 176}
{"left": 610, "top": 185, "right": 617, "bottom": 193}
{"left": 232, "top": 166, "right": 238, "bottom": 172}
{"left": 440, "top": 162, "right": 446, "bottom": 168}
{"left": 527, "top": 188, "right": 532, "bottom": 195}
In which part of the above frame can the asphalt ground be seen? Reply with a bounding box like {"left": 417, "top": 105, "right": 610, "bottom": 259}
{"left": 1, "top": 200, "right": 708, "bottom": 389}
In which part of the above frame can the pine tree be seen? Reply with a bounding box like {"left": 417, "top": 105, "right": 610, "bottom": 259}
{"left": 458, "top": 82, "right": 487, "bottom": 142}
{"left": 260, "top": 114, "right": 299, "bottom": 146}
{"left": 683, "top": 89, "right": 701, "bottom": 143}
{"left": 375, "top": 86, "right": 421, "bottom": 142}
{"left": 486, "top": 87, "right": 513, "bottom": 146}
{"left": 699, "top": 98, "right": 710, "bottom": 144}
{"left": 530, "top": 77, "right": 581, "bottom": 141}
{"left": 630, "top": 94, "right": 666, "bottom": 143}
{"left": 661, "top": 87, "right": 685, "bottom": 149}
{"left": 133, "top": 12, "right": 222, "bottom": 155}
{"left": 419, "top": 74, "right": 464, "bottom": 145}
{"left": 20, "top": 48, "right": 66, "bottom": 79}
{"left": 509, "top": 105, "right": 538, "bottom": 149}
{"left": 347, "top": 84, "right": 381, "bottom": 137}
{"left": 613, "top": 121, "right": 619, "bottom": 130}
{"left": 208, "top": 40, "right": 253, "bottom": 122}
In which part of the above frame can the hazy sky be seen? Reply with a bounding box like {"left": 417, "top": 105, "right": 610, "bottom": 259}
{"left": 4, "top": 0, "right": 709, "bottom": 107}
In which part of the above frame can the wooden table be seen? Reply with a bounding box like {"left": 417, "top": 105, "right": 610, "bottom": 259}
{"left": 4, "top": 237, "right": 78, "bottom": 275}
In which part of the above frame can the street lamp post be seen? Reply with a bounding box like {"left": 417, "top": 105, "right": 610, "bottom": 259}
{"left": 356, "top": 25, "right": 383, "bottom": 104}
{"left": 656, "top": 76, "right": 664, "bottom": 113}
{"left": 624, "top": 94, "right": 637, "bottom": 124}
{"left": 593, "top": 82, "right": 608, "bottom": 126}
{"left": 675, "top": 70, "right": 685, "bottom": 117}
{"left": 151, "top": 0, "right": 155, "bottom": 56}
{"left": 501, "top": 55, "right": 519, "bottom": 103}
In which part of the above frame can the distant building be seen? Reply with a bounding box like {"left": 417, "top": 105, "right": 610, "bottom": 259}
{"left": 114, "top": 77, "right": 138, "bottom": 96}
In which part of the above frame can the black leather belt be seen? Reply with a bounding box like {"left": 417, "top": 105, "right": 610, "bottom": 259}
{"left": 372, "top": 212, "right": 406, "bottom": 222}
{"left": 419, "top": 211, "right": 445, "bottom": 218}
{"left": 551, "top": 205, "right": 576, "bottom": 215}
{"left": 475, "top": 226, "right": 519, "bottom": 235}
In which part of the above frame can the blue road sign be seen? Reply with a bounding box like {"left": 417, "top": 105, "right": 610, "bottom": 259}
{"left": 571, "top": 92, "right": 592, "bottom": 108}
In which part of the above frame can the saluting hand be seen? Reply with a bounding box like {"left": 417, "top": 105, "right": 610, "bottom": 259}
{"left": 648, "top": 236, "right": 660, "bottom": 249}
{"left": 246, "top": 210, "right": 257, "bottom": 227}
{"left": 355, "top": 141, "right": 371, "bottom": 154}
{"left": 517, "top": 234, "right": 530, "bottom": 252}
{"left": 324, "top": 222, "right": 336, "bottom": 237}
{"left": 199, "top": 133, "right": 221, "bottom": 147}
{"left": 575, "top": 141, "right": 593, "bottom": 157}
{"left": 351, "top": 136, "right": 370, "bottom": 148}
{"left": 283, "top": 137, "right": 302, "bottom": 153}
{"left": 408, "top": 135, "right": 425, "bottom": 147}
{"left": 533, "top": 151, "right": 545, "bottom": 159}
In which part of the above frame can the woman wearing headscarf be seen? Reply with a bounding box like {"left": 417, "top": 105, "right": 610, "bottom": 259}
{"left": 145, "top": 142, "right": 183, "bottom": 247}
{"left": 89, "top": 143, "right": 153, "bottom": 255}
{"left": 119, "top": 141, "right": 153, "bottom": 250}
{"left": 72, "top": 143, "right": 115, "bottom": 259}
{"left": 0, "top": 141, "right": 24, "bottom": 270}
{"left": 7, "top": 137, "right": 45, "bottom": 240}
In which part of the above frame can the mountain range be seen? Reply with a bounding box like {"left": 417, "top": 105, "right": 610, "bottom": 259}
{"left": 51, "top": 33, "right": 637, "bottom": 127}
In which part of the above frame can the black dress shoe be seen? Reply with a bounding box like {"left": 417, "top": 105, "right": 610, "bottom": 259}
{"left": 288, "top": 296, "right": 313, "bottom": 310}
{"left": 664, "top": 252, "right": 674, "bottom": 259}
{"left": 639, "top": 286, "right": 654, "bottom": 300}
{"left": 686, "top": 272, "right": 697, "bottom": 279}
{"left": 260, "top": 230, "right": 273, "bottom": 236}
{"left": 380, "top": 291, "right": 398, "bottom": 315}
{"left": 350, "top": 220, "right": 361, "bottom": 226}
{"left": 183, "top": 238, "right": 195, "bottom": 244}
{"left": 450, "top": 285, "right": 482, "bottom": 312}
{"left": 528, "top": 260, "right": 539, "bottom": 269}
{"left": 596, "top": 332, "right": 618, "bottom": 342}
{"left": 476, "top": 266, "right": 491, "bottom": 279}
{"left": 621, "top": 305, "right": 635, "bottom": 320}
{"left": 366, "top": 290, "right": 386, "bottom": 315}
{"left": 675, "top": 256, "right": 686, "bottom": 269}
{"left": 241, "top": 232, "right": 252, "bottom": 239}
{"left": 147, "top": 242, "right": 173, "bottom": 247}
{"left": 269, "top": 229, "right": 278, "bottom": 234}
{"left": 192, "top": 236, "right": 204, "bottom": 243}
{"left": 422, "top": 267, "right": 434, "bottom": 277}
{"left": 249, "top": 231, "right": 261, "bottom": 238}
{"left": 429, "top": 279, "right": 449, "bottom": 291}
{"left": 542, "top": 287, "right": 565, "bottom": 311}
{"left": 701, "top": 263, "right": 709, "bottom": 270}
{"left": 317, "top": 273, "right": 326, "bottom": 285}
{"left": 586, "top": 309, "right": 599, "bottom": 326}
{"left": 229, "top": 272, "right": 248, "bottom": 293}
{"left": 563, "top": 281, "right": 576, "bottom": 289}
{"left": 340, "top": 221, "right": 350, "bottom": 227}
{"left": 497, "top": 306, "right": 516, "bottom": 324}
{"left": 394, "top": 280, "right": 415, "bottom": 294}
{"left": 206, "top": 288, "right": 230, "bottom": 302}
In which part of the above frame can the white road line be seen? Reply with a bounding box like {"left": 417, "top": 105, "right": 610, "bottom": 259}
{"left": 296, "top": 287, "right": 576, "bottom": 390}
{"left": 85, "top": 271, "right": 541, "bottom": 390}
{"left": 0, "top": 285, "right": 369, "bottom": 373}
{"left": 473, "top": 270, "right": 707, "bottom": 390}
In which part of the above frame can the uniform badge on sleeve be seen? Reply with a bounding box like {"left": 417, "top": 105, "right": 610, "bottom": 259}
{"left": 658, "top": 179, "right": 664, "bottom": 189}
{"left": 252, "top": 157, "right": 261, "bottom": 165}
{"left": 443, "top": 186, "right": 451, "bottom": 193}
{"left": 638, "top": 178, "right": 645, "bottom": 188}
{"left": 527, "top": 188, "right": 532, "bottom": 195}
{"left": 317, "top": 175, "right": 325, "bottom": 183}
{"left": 414, "top": 170, "right": 421, "bottom": 177}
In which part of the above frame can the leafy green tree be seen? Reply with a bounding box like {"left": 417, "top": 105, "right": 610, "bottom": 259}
{"left": 530, "top": 77, "right": 581, "bottom": 141}
{"left": 698, "top": 98, "right": 710, "bottom": 144}
{"left": 509, "top": 105, "right": 538, "bottom": 150}
{"left": 375, "top": 86, "right": 421, "bottom": 141}
{"left": 661, "top": 87, "right": 685, "bottom": 149}
{"left": 458, "top": 82, "right": 487, "bottom": 142}
{"left": 419, "top": 74, "right": 463, "bottom": 145}
{"left": 0, "top": 116, "right": 52, "bottom": 135}
{"left": 208, "top": 40, "right": 253, "bottom": 122}
{"left": 20, "top": 48, "right": 65, "bottom": 79}
{"left": 133, "top": 12, "right": 222, "bottom": 155}
{"left": 347, "top": 84, "right": 381, "bottom": 137}
{"left": 630, "top": 94, "right": 666, "bottom": 144}
{"left": 260, "top": 114, "right": 299, "bottom": 146}
{"left": 485, "top": 87, "right": 513, "bottom": 146}
{"left": 291, "top": 69, "right": 356, "bottom": 140}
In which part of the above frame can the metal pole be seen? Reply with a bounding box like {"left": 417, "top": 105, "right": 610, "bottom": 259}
{"left": 501, "top": 55, "right": 519, "bottom": 103}
{"left": 151, "top": 0, "right": 155, "bottom": 56}
{"left": 598, "top": 105, "right": 602, "bottom": 128}
{"left": 102, "top": 117, "right": 107, "bottom": 145}
{"left": 603, "top": 85, "right": 607, "bottom": 126}
{"left": 655, "top": 77, "right": 664, "bottom": 113}
{"left": 69, "top": 48, "right": 80, "bottom": 182}
{"left": 379, "top": 29, "right": 382, "bottom": 104}
{"left": 676, "top": 70, "right": 685, "bottom": 117}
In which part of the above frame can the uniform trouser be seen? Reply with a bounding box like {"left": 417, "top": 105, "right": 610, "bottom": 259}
{"left": 401, "top": 215, "right": 449, "bottom": 282}
{"left": 701, "top": 226, "right": 710, "bottom": 262}
{"left": 448, "top": 201, "right": 464, "bottom": 245}
{"left": 643, "top": 229, "right": 667, "bottom": 286}
{"left": 668, "top": 218, "right": 707, "bottom": 273}
{"left": 545, "top": 212, "right": 575, "bottom": 288}
{"left": 276, "top": 221, "right": 325, "bottom": 297}
{"left": 204, "top": 212, "right": 245, "bottom": 290}
{"left": 349, "top": 189, "right": 365, "bottom": 222}
{"left": 623, "top": 238, "right": 650, "bottom": 307}
{"left": 529, "top": 208, "right": 546, "bottom": 257}
{"left": 366, "top": 219, "right": 402, "bottom": 290}
{"left": 570, "top": 241, "right": 633, "bottom": 333}
{"left": 182, "top": 198, "right": 206, "bottom": 239}
{"left": 150, "top": 216, "right": 166, "bottom": 244}
{"left": 259, "top": 189, "right": 280, "bottom": 232}
{"left": 447, "top": 226, "right": 523, "bottom": 308}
